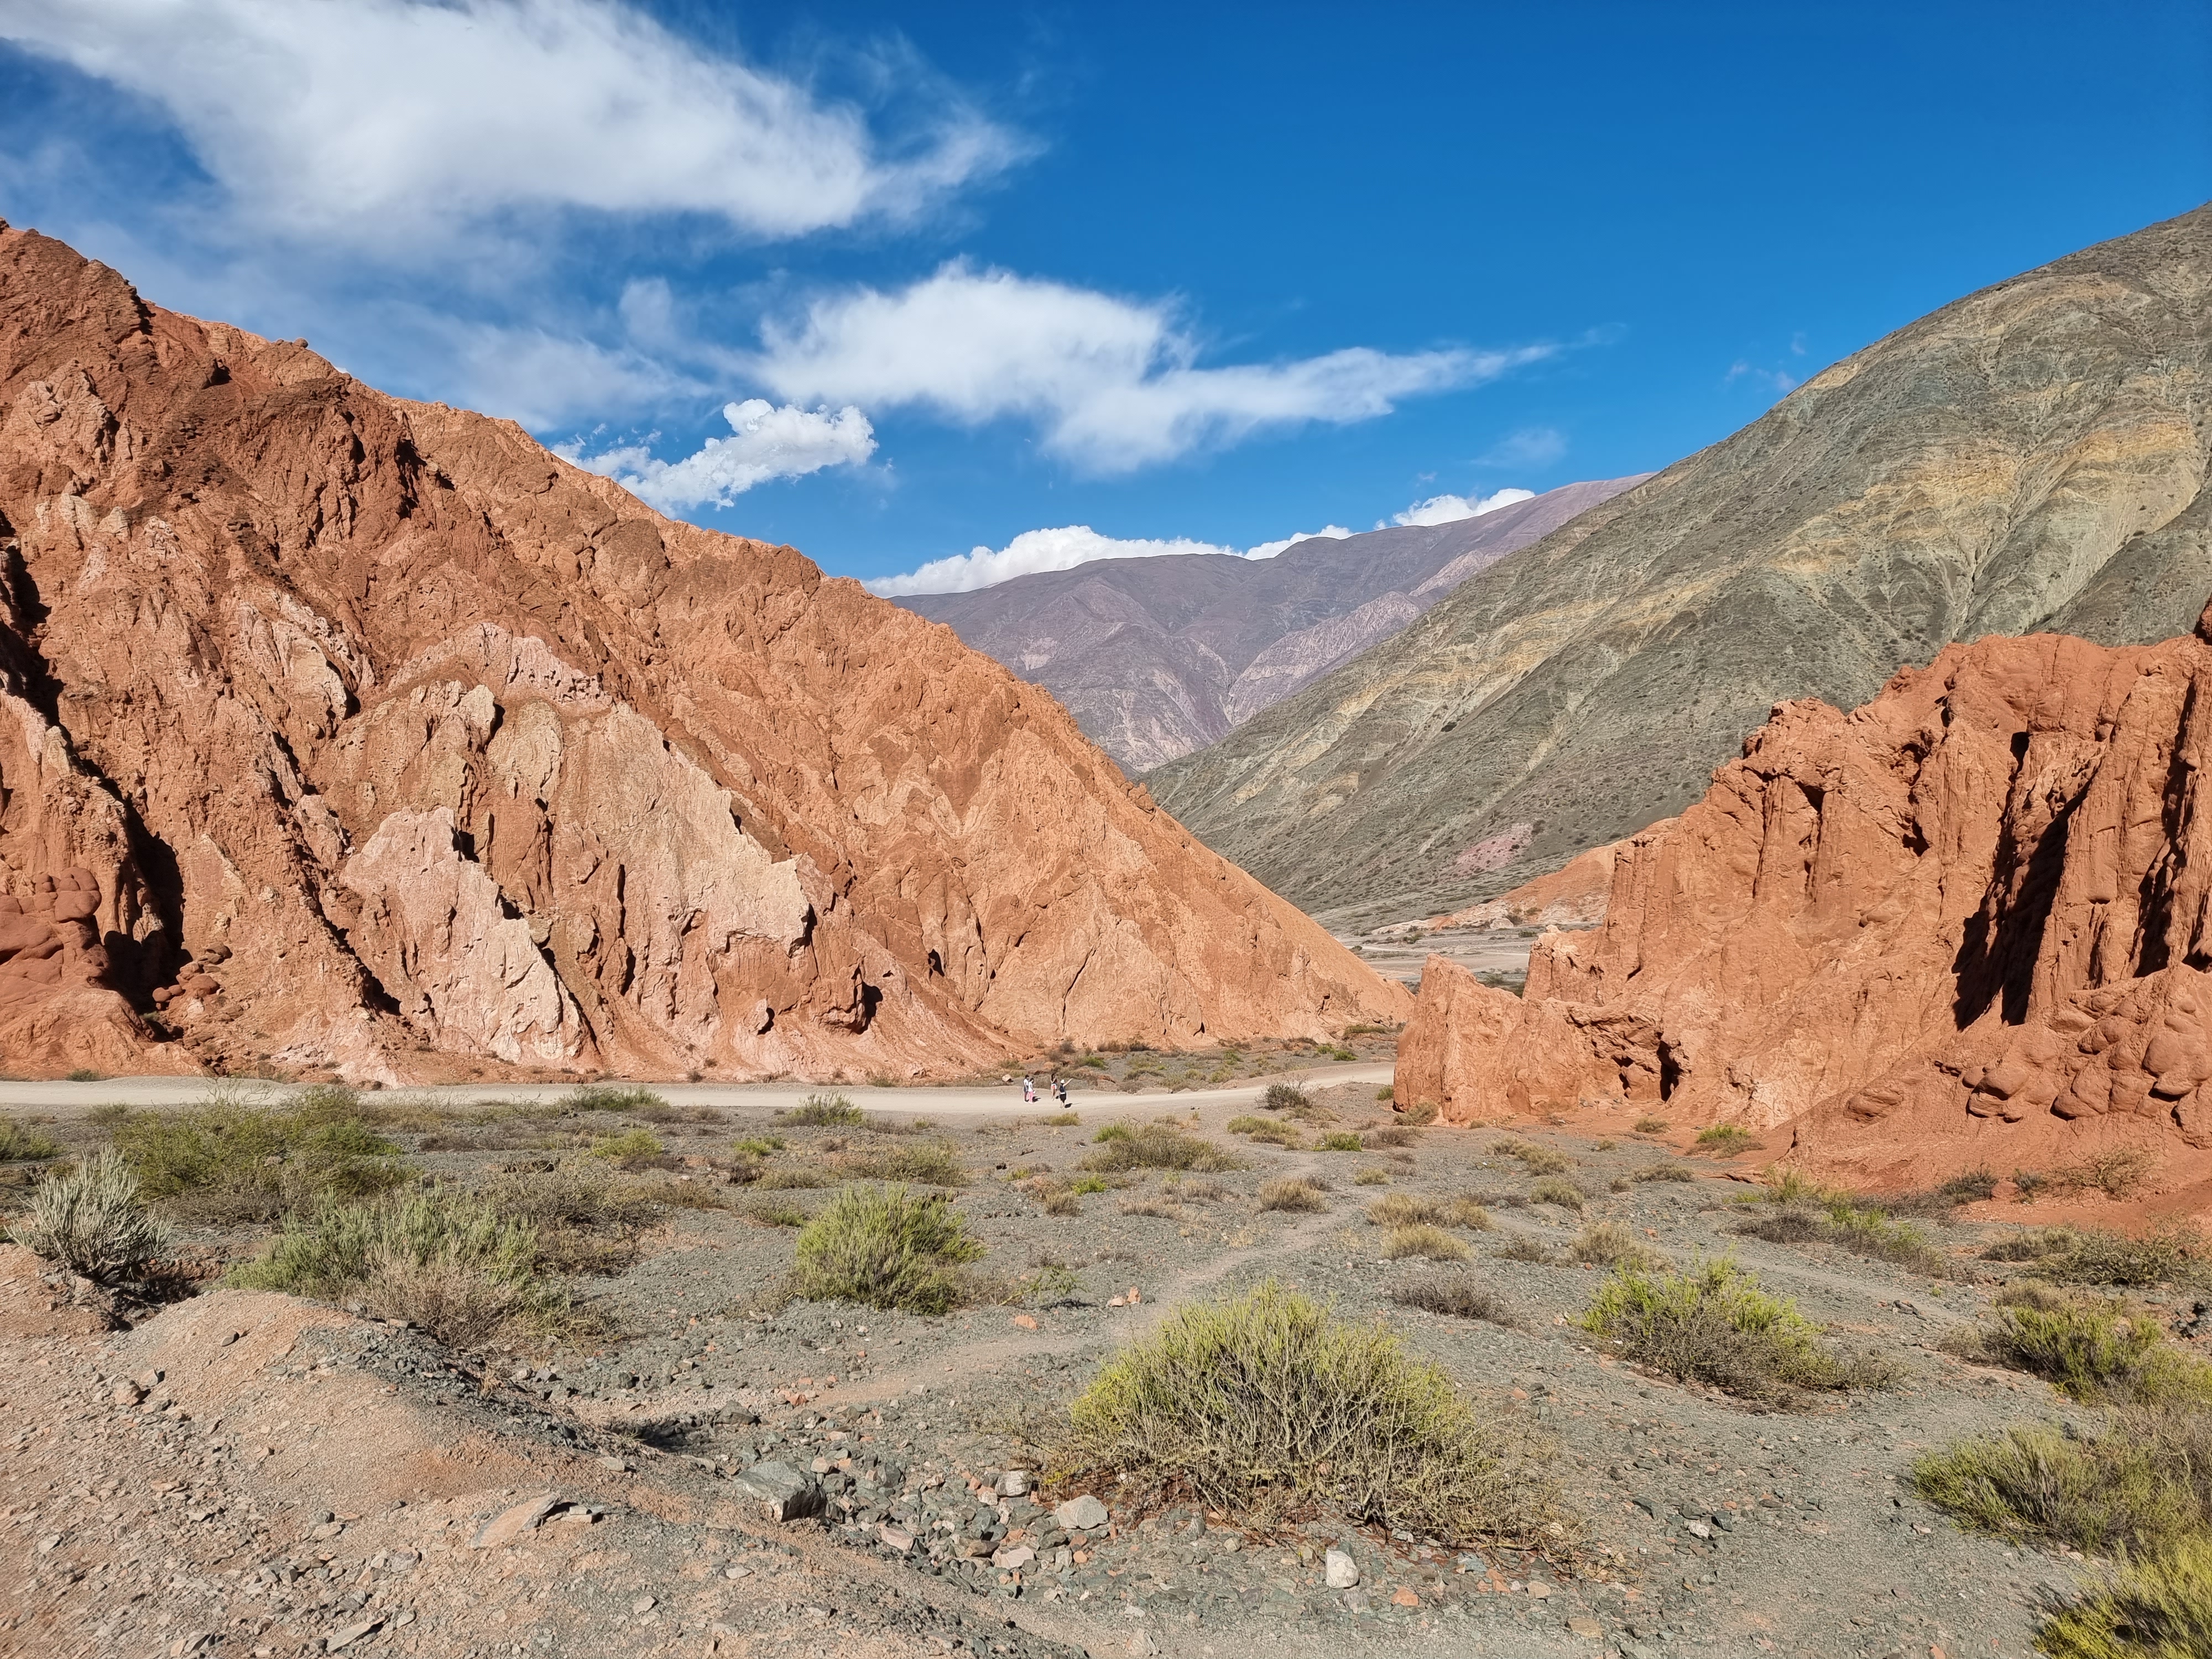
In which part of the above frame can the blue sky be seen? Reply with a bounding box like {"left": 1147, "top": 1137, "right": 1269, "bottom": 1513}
{"left": 1, "top": 1, "right": 2206, "bottom": 592}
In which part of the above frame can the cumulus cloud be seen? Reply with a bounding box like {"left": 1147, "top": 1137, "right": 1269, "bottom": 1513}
{"left": 567, "top": 399, "right": 875, "bottom": 511}
{"left": 1389, "top": 487, "right": 1536, "bottom": 528}
{"left": 868, "top": 523, "right": 1354, "bottom": 597}
{"left": 750, "top": 262, "right": 1551, "bottom": 473}
{"left": 1, "top": 0, "right": 1017, "bottom": 249}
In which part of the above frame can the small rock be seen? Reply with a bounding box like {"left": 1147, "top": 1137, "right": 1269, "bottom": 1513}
{"left": 471, "top": 1494, "right": 564, "bottom": 1550}
{"left": 1527, "top": 1581, "right": 1555, "bottom": 1599}
{"left": 1684, "top": 1520, "right": 1713, "bottom": 1540}
{"left": 1324, "top": 1548, "right": 1359, "bottom": 1589}
{"left": 110, "top": 1382, "right": 145, "bottom": 1406}
{"left": 1566, "top": 1615, "right": 1603, "bottom": 1639}
{"left": 1391, "top": 1585, "right": 1420, "bottom": 1607}
{"left": 998, "top": 1469, "right": 1030, "bottom": 1497}
{"left": 632, "top": 1594, "right": 656, "bottom": 1614}
{"left": 324, "top": 1619, "right": 380, "bottom": 1653}
{"left": 1055, "top": 1494, "right": 1109, "bottom": 1531}
{"left": 1011, "top": 1314, "right": 1038, "bottom": 1331}
{"left": 993, "top": 1544, "right": 1035, "bottom": 1571}
{"left": 879, "top": 1524, "right": 915, "bottom": 1554}
{"left": 732, "top": 1460, "right": 825, "bottom": 1523}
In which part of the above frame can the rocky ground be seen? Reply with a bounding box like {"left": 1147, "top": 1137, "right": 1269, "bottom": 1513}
{"left": 2, "top": 1074, "right": 2164, "bottom": 1659}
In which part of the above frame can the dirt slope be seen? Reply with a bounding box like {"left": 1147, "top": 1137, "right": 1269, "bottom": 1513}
{"left": 0, "top": 224, "right": 1407, "bottom": 1082}
{"left": 1152, "top": 202, "right": 2212, "bottom": 921}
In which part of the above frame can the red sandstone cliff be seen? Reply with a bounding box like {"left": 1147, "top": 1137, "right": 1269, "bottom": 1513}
{"left": 1395, "top": 598, "right": 2212, "bottom": 1188}
{"left": 0, "top": 225, "right": 1410, "bottom": 1081}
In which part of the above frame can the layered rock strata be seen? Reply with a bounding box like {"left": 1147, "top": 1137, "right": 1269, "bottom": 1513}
{"left": 0, "top": 225, "right": 1408, "bottom": 1081}
{"left": 1395, "top": 597, "right": 2212, "bottom": 1187}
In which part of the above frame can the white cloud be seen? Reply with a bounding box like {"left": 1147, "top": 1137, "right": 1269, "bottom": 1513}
{"left": 750, "top": 262, "right": 1551, "bottom": 473}
{"left": 1477, "top": 427, "right": 1567, "bottom": 469}
{"left": 868, "top": 523, "right": 1354, "bottom": 597}
{"left": 1389, "top": 487, "right": 1536, "bottom": 528}
{"left": 1244, "top": 526, "right": 1353, "bottom": 561}
{"left": 1, "top": 0, "right": 1017, "bottom": 249}
{"left": 567, "top": 399, "right": 875, "bottom": 510}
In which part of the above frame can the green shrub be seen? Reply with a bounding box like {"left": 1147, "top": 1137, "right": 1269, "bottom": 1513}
{"left": 778, "top": 1093, "right": 865, "bottom": 1128}
{"left": 1375, "top": 1085, "right": 1395, "bottom": 1103}
{"left": 1354, "top": 1167, "right": 1391, "bottom": 1186}
{"left": 12, "top": 1150, "right": 170, "bottom": 1281}
{"left": 1958, "top": 1289, "right": 2212, "bottom": 1406}
{"left": 1573, "top": 1222, "right": 1667, "bottom": 1271}
{"left": 1980, "top": 1225, "right": 2212, "bottom": 1288}
{"left": 1580, "top": 1259, "right": 1893, "bottom": 1403}
{"left": 733, "top": 1136, "right": 786, "bottom": 1157}
{"left": 790, "top": 1185, "right": 984, "bottom": 1313}
{"left": 1316, "top": 1132, "right": 1364, "bottom": 1152}
{"left": 1059, "top": 1281, "right": 1551, "bottom": 1541}
{"left": 1821, "top": 1205, "right": 1950, "bottom": 1274}
{"left": 113, "top": 1088, "right": 408, "bottom": 1223}
{"left": 1093, "top": 1123, "right": 1134, "bottom": 1143}
{"left": 1384, "top": 1223, "right": 1471, "bottom": 1261}
{"left": 1366, "top": 1193, "right": 1440, "bottom": 1228}
{"left": 585, "top": 1128, "right": 664, "bottom": 1165}
{"left": 2054, "top": 1146, "right": 2159, "bottom": 1200}
{"left": 228, "top": 1187, "right": 551, "bottom": 1345}
{"left": 1071, "top": 1175, "right": 1110, "bottom": 1194}
{"left": 1911, "top": 1413, "right": 2212, "bottom": 1557}
{"left": 1040, "top": 1111, "right": 1081, "bottom": 1125}
{"left": 1227, "top": 1114, "right": 1301, "bottom": 1147}
{"left": 746, "top": 1199, "right": 808, "bottom": 1228}
{"left": 1490, "top": 1138, "right": 1570, "bottom": 1175}
{"left": 1259, "top": 1177, "right": 1328, "bottom": 1213}
{"left": 1496, "top": 1236, "right": 1553, "bottom": 1263}
{"left": 65, "top": 1068, "right": 103, "bottom": 1083}
{"left": 1262, "top": 1082, "right": 1312, "bottom": 1112}
{"left": 0, "top": 1118, "right": 60, "bottom": 1161}
{"left": 1936, "top": 1167, "right": 1999, "bottom": 1204}
{"left": 1529, "top": 1176, "right": 1585, "bottom": 1212}
{"left": 1081, "top": 1125, "right": 1242, "bottom": 1173}
{"left": 1079, "top": 1055, "right": 1108, "bottom": 1070}
{"left": 1692, "top": 1125, "right": 1763, "bottom": 1157}
{"left": 1391, "top": 1275, "right": 1516, "bottom": 1326}
{"left": 479, "top": 1163, "right": 669, "bottom": 1275}
{"left": 837, "top": 1139, "right": 968, "bottom": 1187}
{"left": 1399, "top": 1098, "right": 1439, "bottom": 1126}
{"left": 1635, "top": 1164, "right": 1697, "bottom": 1183}
{"left": 2038, "top": 1533, "right": 2212, "bottom": 1659}
{"left": 560, "top": 1083, "right": 669, "bottom": 1114}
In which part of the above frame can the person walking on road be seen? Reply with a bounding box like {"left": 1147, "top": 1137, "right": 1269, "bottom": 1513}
{"left": 1022, "top": 1074, "right": 1036, "bottom": 1103}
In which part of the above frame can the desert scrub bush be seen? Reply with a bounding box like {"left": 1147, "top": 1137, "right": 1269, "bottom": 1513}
{"left": 1040, "top": 1187, "right": 1082, "bottom": 1217}
{"left": 1911, "top": 1412, "right": 2212, "bottom": 1558}
{"left": 559, "top": 1083, "right": 668, "bottom": 1114}
{"left": 2054, "top": 1146, "right": 2160, "bottom": 1200}
{"left": 1496, "top": 1236, "right": 1554, "bottom": 1263}
{"left": 1120, "top": 1197, "right": 1186, "bottom": 1219}
{"left": 114, "top": 1089, "right": 408, "bottom": 1223}
{"left": 1692, "top": 1125, "right": 1764, "bottom": 1157}
{"left": 1366, "top": 1193, "right": 1442, "bottom": 1228}
{"left": 1580, "top": 1259, "right": 1895, "bottom": 1403}
{"left": 229, "top": 1187, "right": 555, "bottom": 1346}
{"left": 1634, "top": 1163, "right": 1698, "bottom": 1184}
{"left": 1363, "top": 1125, "right": 1417, "bottom": 1149}
{"left": 1733, "top": 1207, "right": 1824, "bottom": 1244}
{"left": 1058, "top": 1281, "right": 1551, "bottom": 1542}
{"left": 1384, "top": 1224, "right": 1472, "bottom": 1261}
{"left": 1936, "top": 1167, "right": 1999, "bottom": 1204}
{"left": 583, "top": 1128, "right": 664, "bottom": 1166}
{"left": 12, "top": 1150, "right": 170, "bottom": 1281}
{"left": 732, "top": 1136, "right": 786, "bottom": 1158}
{"left": 1490, "top": 1138, "right": 1571, "bottom": 1175}
{"left": 1225, "top": 1115, "right": 1301, "bottom": 1147}
{"left": 1316, "top": 1132, "right": 1364, "bottom": 1152}
{"left": 1375, "top": 1084, "right": 1395, "bottom": 1103}
{"left": 1634, "top": 1117, "right": 1670, "bottom": 1134}
{"left": 1261, "top": 1082, "right": 1312, "bottom": 1112}
{"left": 1081, "top": 1124, "right": 1242, "bottom": 1173}
{"left": 778, "top": 1093, "right": 866, "bottom": 1128}
{"left": 835, "top": 1139, "right": 968, "bottom": 1187}
{"left": 1980, "top": 1225, "right": 2212, "bottom": 1288}
{"left": 789, "top": 1184, "right": 984, "bottom": 1314}
{"left": 1040, "top": 1112, "right": 1081, "bottom": 1126}
{"left": 480, "top": 1163, "right": 669, "bottom": 1275}
{"left": 2037, "top": 1532, "right": 2212, "bottom": 1658}
{"left": 1573, "top": 1221, "right": 1668, "bottom": 1271}
{"left": 1259, "top": 1177, "right": 1328, "bottom": 1213}
{"left": 753, "top": 1163, "right": 831, "bottom": 1190}
{"left": 1391, "top": 1274, "right": 1518, "bottom": 1326}
{"left": 1398, "top": 1098, "right": 1439, "bottom": 1126}
{"left": 1530, "top": 1178, "right": 1586, "bottom": 1212}
{"left": 0, "top": 1118, "right": 59, "bottom": 1161}
{"left": 1819, "top": 1204, "right": 1951, "bottom": 1274}
{"left": 744, "top": 1199, "right": 809, "bottom": 1228}
{"left": 1354, "top": 1167, "right": 1391, "bottom": 1186}
{"left": 1954, "top": 1288, "right": 2212, "bottom": 1407}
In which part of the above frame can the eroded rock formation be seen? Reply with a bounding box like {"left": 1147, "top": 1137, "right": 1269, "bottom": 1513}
{"left": 0, "top": 225, "right": 1408, "bottom": 1081}
{"left": 1395, "top": 598, "right": 2212, "bottom": 1187}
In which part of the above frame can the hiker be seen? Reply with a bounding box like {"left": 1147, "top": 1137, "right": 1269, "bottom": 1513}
{"left": 1053, "top": 1076, "right": 1070, "bottom": 1106}
{"left": 1022, "top": 1074, "right": 1036, "bottom": 1103}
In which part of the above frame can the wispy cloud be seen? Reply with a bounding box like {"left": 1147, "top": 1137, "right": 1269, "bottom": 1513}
{"left": 1389, "top": 487, "right": 1535, "bottom": 528}
{"left": 1, "top": 0, "right": 1019, "bottom": 252}
{"left": 748, "top": 261, "right": 1552, "bottom": 473}
{"left": 868, "top": 522, "right": 1353, "bottom": 597}
{"left": 1725, "top": 359, "right": 1799, "bottom": 393}
{"left": 1477, "top": 426, "right": 1567, "bottom": 469}
{"left": 564, "top": 399, "right": 875, "bottom": 511}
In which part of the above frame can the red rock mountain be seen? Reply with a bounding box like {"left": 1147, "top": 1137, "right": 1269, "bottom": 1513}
{"left": 0, "top": 225, "right": 1409, "bottom": 1081}
{"left": 1396, "top": 596, "right": 2212, "bottom": 1192}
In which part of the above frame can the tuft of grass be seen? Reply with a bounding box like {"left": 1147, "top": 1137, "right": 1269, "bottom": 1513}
{"left": 1634, "top": 1117, "right": 1670, "bottom": 1134}
{"left": 12, "top": 1149, "right": 171, "bottom": 1281}
{"left": 66, "top": 1068, "right": 105, "bottom": 1083}
{"left": 1375, "top": 1085, "right": 1395, "bottom": 1103}
{"left": 1490, "top": 1138, "right": 1570, "bottom": 1175}
{"left": 1398, "top": 1098, "right": 1439, "bottom": 1126}
{"left": 779, "top": 1092, "right": 867, "bottom": 1128}
{"left": 1911, "top": 1412, "right": 2212, "bottom": 1558}
{"left": 1354, "top": 1167, "right": 1391, "bottom": 1186}
{"left": 477, "top": 1163, "right": 670, "bottom": 1276}
{"left": 113, "top": 1088, "right": 408, "bottom": 1223}
{"left": 1226, "top": 1114, "right": 1302, "bottom": 1147}
{"left": 1040, "top": 1112, "right": 1081, "bottom": 1126}
{"left": 753, "top": 1164, "right": 831, "bottom": 1190}
{"left": 789, "top": 1184, "right": 984, "bottom": 1314}
{"left": 1391, "top": 1274, "right": 1518, "bottom": 1326}
{"left": 1951, "top": 1287, "right": 2212, "bottom": 1407}
{"left": 1692, "top": 1125, "right": 1764, "bottom": 1157}
{"left": 1634, "top": 1164, "right": 1698, "bottom": 1184}
{"left": 2037, "top": 1533, "right": 2212, "bottom": 1658}
{"left": 732, "top": 1135, "right": 786, "bottom": 1157}
{"left": 1316, "top": 1132, "right": 1365, "bottom": 1152}
{"left": 1366, "top": 1193, "right": 1441, "bottom": 1227}
{"left": 228, "top": 1187, "right": 556, "bottom": 1346}
{"left": 559, "top": 1083, "right": 669, "bottom": 1114}
{"left": 1259, "top": 1178, "right": 1329, "bottom": 1213}
{"left": 1529, "top": 1177, "right": 1586, "bottom": 1212}
{"left": 1936, "top": 1167, "right": 1999, "bottom": 1204}
{"left": 1058, "top": 1281, "right": 1552, "bottom": 1541}
{"left": 584, "top": 1128, "right": 664, "bottom": 1166}
{"left": 1040, "top": 1188, "right": 1082, "bottom": 1216}
{"left": 1384, "top": 1223, "right": 1472, "bottom": 1261}
{"left": 1081, "top": 1125, "right": 1243, "bottom": 1173}
{"left": 1496, "top": 1236, "right": 1554, "bottom": 1263}
{"left": 745, "top": 1199, "right": 809, "bottom": 1228}
{"left": 836, "top": 1139, "right": 968, "bottom": 1187}
{"left": 2054, "top": 1146, "right": 2160, "bottom": 1200}
{"left": 1573, "top": 1221, "right": 1668, "bottom": 1271}
{"left": 1733, "top": 1207, "right": 1824, "bottom": 1244}
{"left": 1363, "top": 1126, "right": 1418, "bottom": 1149}
{"left": 1580, "top": 1258, "right": 1895, "bottom": 1402}
{"left": 1979, "top": 1225, "right": 2212, "bottom": 1288}
{"left": 0, "top": 1118, "right": 60, "bottom": 1161}
{"left": 1262, "top": 1082, "right": 1312, "bottom": 1112}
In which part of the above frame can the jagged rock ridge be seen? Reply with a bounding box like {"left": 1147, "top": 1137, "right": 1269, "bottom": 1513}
{"left": 1152, "top": 203, "right": 2212, "bottom": 922}
{"left": 0, "top": 225, "right": 1408, "bottom": 1081}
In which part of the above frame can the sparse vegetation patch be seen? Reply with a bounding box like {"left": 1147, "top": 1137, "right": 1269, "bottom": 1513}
{"left": 12, "top": 1149, "right": 170, "bottom": 1281}
{"left": 789, "top": 1183, "right": 984, "bottom": 1314}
